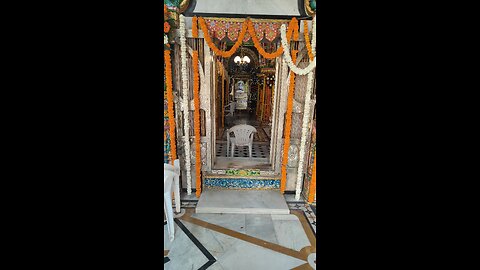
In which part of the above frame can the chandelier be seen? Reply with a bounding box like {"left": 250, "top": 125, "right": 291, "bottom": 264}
{"left": 234, "top": 47, "right": 250, "bottom": 65}
{"left": 234, "top": 55, "right": 250, "bottom": 65}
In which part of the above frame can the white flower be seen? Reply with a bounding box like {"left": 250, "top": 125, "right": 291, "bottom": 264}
{"left": 164, "top": 34, "right": 168, "bottom": 45}
{"left": 295, "top": 71, "right": 315, "bottom": 200}
{"left": 279, "top": 16, "right": 316, "bottom": 76}
{"left": 285, "top": 16, "right": 316, "bottom": 200}
{"left": 179, "top": 15, "right": 193, "bottom": 194}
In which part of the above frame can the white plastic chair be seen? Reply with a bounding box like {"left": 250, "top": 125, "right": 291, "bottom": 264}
{"left": 225, "top": 101, "right": 236, "bottom": 117}
{"left": 164, "top": 159, "right": 180, "bottom": 242}
{"left": 226, "top": 124, "right": 257, "bottom": 158}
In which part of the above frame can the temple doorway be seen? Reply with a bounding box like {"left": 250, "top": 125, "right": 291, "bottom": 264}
{"left": 213, "top": 45, "right": 277, "bottom": 169}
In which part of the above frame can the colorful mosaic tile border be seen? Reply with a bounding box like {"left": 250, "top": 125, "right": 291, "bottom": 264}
{"left": 225, "top": 169, "right": 261, "bottom": 176}
{"left": 204, "top": 178, "right": 280, "bottom": 189}
{"left": 288, "top": 202, "right": 317, "bottom": 234}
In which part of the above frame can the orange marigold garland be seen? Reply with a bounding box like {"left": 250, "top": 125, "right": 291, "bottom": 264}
{"left": 303, "top": 20, "right": 314, "bottom": 61}
{"left": 308, "top": 152, "right": 316, "bottom": 203}
{"left": 198, "top": 16, "right": 299, "bottom": 59}
{"left": 247, "top": 18, "right": 299, "bottom": 59}
{"left": 192, "top": 16, "right": 198, "bottom": 38}
{"left": 164, "top": 49, "right": 177, "bottom": 163}
{"left": 192, "top": 50, "right": 202, "bottom": 198}
{"left": 198, "top": 17, "right": 248, "bottom": 58}
{"left": 281, "top": 49, "right": 298, "bottom": 193}
{"left": 292, "top": 18, "right": 300, "bottom": 41}
{"left": 247, "top": 20, "right": 283, "bottom": 59}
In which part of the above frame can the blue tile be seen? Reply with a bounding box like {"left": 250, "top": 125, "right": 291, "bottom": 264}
{"left": 204, "top": 178, "right": 280, "bottom": 190}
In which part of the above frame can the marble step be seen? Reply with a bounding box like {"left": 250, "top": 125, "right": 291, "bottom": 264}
{"left": 196, "top": 190, "right": 290, "bottom": 215}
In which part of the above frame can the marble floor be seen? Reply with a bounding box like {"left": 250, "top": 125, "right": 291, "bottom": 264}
{"left": 180, "top": 192, "right": 317, "bottom": 233}
{"left": 196, "top": 190, "right": 290, "bottom": 215}
{"left": 164, "top": 206, "right": 317, "bottom": 269}
{"left": 213, "top": 157, "right": 272, "bottom": 170}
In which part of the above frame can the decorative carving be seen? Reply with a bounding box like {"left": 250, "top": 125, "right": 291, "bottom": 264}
{"left": 202, "top": 18, "right": 290, "bottom": 43}
{"left": 292, "top": 100, "right": 303, "bottom": 113}
{"left": 225, "top": 169, "right": 260, "bottom": 176}
{"left": 287, "top": 144, "right": 299, "bottom": 167}
{"left": 305, "top": 0, "right": 316, "bottom": 17}
{"left": 291, "top": 113, "right": 304, "bottom": 139}
{"left": 294, "top": 62, "right": 309, "bottom": 103}
{"left": 179, "top": 0, "right": 190, "bottom": 13}
{"left": 260, "top": 170, "right": 276, "bottom": 176}
{"left": 201, "top": 142, "right": 207, "bottom": 166}
{"left": 190, "top": 141, "right": 196, "bottom": 164}
{"left": 204, "top": 178, "right": 280, "bottom": 190}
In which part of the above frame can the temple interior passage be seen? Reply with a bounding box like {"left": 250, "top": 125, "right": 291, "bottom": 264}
{"left": 214, "top": 45, "right": 276, "bottom": 169}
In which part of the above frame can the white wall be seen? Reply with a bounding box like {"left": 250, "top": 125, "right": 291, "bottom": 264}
{"left": 193, "top": 0, "right": 301, "bottom": 16}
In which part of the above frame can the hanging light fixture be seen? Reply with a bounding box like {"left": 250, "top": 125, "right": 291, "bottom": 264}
{"left": 234, "top": 47, "right": 250, "bottom": 65}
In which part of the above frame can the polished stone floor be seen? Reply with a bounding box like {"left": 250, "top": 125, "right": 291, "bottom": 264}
{"left": 213, "top": 157, "right": 272, "bottom": 169}
{"left": 164, "top": 205, "right": 316, "bottom": 269}
{"left": 180, "top": 193, "right": 317, "bottom": 233}
{"left": 196, "top": 190, "right": 290, "bottom": 215}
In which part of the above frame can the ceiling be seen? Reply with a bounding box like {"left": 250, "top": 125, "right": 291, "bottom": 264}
{"left": 184, "top": 0, "right": 311, "bottom": 19}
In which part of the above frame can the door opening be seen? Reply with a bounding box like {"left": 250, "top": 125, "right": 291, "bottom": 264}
{"left": 213, "top": 45, "right": 278, "bottom": 170}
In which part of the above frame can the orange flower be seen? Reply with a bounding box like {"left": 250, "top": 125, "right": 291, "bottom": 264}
{"left": 303, "top": 20, "right": 314, "bottom": 61}
{"left": 198, "top": 17, "right": 248, "bottom": 58}
{"left": 164, "top": 50, "right": 176, "bottom": 162}
{"left": 164, "top": 4, "right": 167, "bottom": 14}
{"left": 281, "top": 49, "right": 298, "bottom": 193}
{"left": 192, "top": 50, "right": 202, "bottom": 197}
{"left": 164, "top": 22, "right": 170, "bottom": 33}
{"left": 198, "top": 16, "right": 300, "bottom": 59}
{"left": 192, "top": 16, "right": 198, "bottom": 38}
{"left": 247, "top": 20, "right": 283, "bottom": 59}
{"left": 247, "top": 18, "right": 298, "bottom": 59}
{"left": 292, "top": 17, "right": 299, "bottom": 41}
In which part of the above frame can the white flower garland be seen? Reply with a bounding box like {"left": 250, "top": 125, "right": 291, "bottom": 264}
{"left": 295, "top": 71, "right": 315, "bottom": 200}
{"left": 311, "top": 16, "right": 316, "bottom": 57}
{"left": 289, "top": 16, "right": 317, "bottom": 200}
{"left": 179, "top": 15, "right": 192, "bottom": 195}
{"left": 280, "top": 16, "right": 316, "bottom": 75}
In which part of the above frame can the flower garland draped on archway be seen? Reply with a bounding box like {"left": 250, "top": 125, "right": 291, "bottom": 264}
{"left": 178, "top": 14, "right": 317, "bottom": 199}
{"left": 280, "top": 16, "right": 316, "bottom": 75}
{"left": 196, "top": 16, "right": 300, "bottom": 60}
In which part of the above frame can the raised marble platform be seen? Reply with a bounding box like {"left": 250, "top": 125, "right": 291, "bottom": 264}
{"left": 196, "top": 190, "right": 290, "bottom": 215}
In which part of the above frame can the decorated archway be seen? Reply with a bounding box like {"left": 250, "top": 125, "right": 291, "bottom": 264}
{"left": 164, "top": 0, "right": 317, "bottom": 202}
